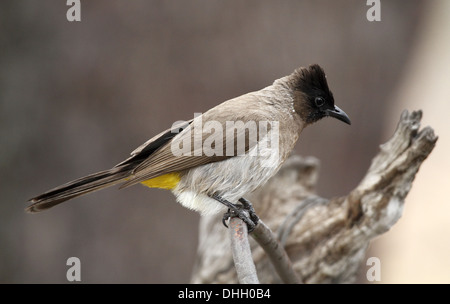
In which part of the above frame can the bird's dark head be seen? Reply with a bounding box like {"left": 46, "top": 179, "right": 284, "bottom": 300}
{"left": 290, "top": 64, "right": 350, "bottom": 126}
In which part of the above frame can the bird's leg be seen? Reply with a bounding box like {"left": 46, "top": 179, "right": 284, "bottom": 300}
{"left": 210, "top": 194, "right": 259, "bottom": 232}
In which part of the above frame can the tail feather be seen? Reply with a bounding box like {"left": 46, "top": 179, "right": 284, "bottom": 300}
{"left": 27, "top": 166, "right": 132, "bottom": 213}
{"left": 26, "top": 121, "right": 184, "bottom": 213}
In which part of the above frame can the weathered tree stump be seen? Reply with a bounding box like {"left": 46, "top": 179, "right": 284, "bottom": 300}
{"left": 191, "top": 110, "right": 437, "bottom": 284}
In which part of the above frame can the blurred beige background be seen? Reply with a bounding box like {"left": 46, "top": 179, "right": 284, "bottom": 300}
{"left": 1, "top": 0, "right": 447, "bottom": 283}
{"left": 373, "top": 0, "right": 450, "bottom": 283}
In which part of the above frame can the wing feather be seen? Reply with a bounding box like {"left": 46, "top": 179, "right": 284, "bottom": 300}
{"left": 120, "top": 94, "right": 273, "bottom": 188}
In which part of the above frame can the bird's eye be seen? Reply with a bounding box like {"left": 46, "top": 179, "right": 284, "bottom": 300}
{"left": 315, "top": 97, "right": 325, "bottom": 107}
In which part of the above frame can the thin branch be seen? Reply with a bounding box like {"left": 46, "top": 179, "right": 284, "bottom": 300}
{"left": 229, "top": 216, "right": 259, "bottom": 284}
{"left": 251, "top": 220, "right": 302, "bottom": 284}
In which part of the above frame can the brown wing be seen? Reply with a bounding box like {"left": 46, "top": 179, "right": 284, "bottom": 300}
{"left": 26, "top": 120, "right": 194, "bottom": 212}
{"left": 114, "top": 119, "right": 193, "bottom": 168}
{"left": 120, "top": 94, "right": 272, "bottom": 188}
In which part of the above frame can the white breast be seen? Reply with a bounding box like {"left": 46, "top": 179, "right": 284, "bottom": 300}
{"left": 172, "top": 133, "right": 286, "bottom": 216}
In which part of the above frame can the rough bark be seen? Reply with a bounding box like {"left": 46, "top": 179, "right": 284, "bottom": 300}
{"left": 191, "top": 110, "right": 437, "bottom": 284}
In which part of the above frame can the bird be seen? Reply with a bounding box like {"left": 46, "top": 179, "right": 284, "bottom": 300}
{"left": 27, "top": 64, "right": 350, "bottom": 230}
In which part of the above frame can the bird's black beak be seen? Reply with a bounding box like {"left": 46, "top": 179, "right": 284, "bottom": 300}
{"left": 325, "top": 105, "right": 351, "bottom": 125}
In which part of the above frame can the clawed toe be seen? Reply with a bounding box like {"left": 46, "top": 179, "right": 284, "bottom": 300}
{"left": 216, "top": 197, "right": 259, "bottom": 233}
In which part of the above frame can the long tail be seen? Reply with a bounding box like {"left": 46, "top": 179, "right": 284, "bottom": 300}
{"left": 27, "top": 122, "right": 189, "bottom": 213}
{"left": 27, "top": 165, "right": 132, "bottom": 213}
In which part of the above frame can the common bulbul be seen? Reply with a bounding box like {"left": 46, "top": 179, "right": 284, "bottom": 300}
{"left": 27, "top": 64, "right": 350, "bottom": 228}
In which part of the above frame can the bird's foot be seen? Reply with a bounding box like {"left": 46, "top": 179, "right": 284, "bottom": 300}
{"left": 212, "top": 195, "right": 259, "bottom": 233}
{"left": 238, "top": 197, "right": 259, "bottom": 225}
